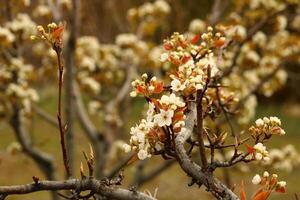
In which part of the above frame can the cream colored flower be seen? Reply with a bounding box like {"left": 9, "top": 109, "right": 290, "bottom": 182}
{"left": 137, "top": 149, "right": 149, "bottom": 160}
{"left": 252, "top": 174, "right": 261, "bottom": 185}
{"left": 154, "top": 109, "right": 174, "bottom": 127}
{"left": 171, "top": 78, "right": 185, "bottom": 92}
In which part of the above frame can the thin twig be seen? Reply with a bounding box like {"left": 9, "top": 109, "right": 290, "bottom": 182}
{"left": 54, "top": 48, "right": 71, "bottom": 178}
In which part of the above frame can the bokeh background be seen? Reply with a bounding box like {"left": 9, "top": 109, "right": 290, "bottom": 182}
{"left": 0, "top": 0, "right": 300, "bottom": 200}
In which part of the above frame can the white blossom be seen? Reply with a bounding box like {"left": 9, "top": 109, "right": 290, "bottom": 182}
{"left": 171, "top": 78, "right": 185, "bottom": 92}
{"left": 154, "top": 109, "right": 174, "bottom": 127}
{"left": 252, "top": 174, "right": 261, "bottom": 185}
{"left": 137, "top": 149, "right": 149, "bottom": 160}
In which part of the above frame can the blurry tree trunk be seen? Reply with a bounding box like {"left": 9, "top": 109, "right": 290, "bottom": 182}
{"left": 64, "top": 0, "right": 81, "bottom": 177}
{"left": 74, "top": 83, "right": 108, "bottom": 178}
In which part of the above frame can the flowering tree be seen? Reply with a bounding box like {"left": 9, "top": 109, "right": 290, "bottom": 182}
{"left": 0, "top": 0, "right": 300, "bottom": 200}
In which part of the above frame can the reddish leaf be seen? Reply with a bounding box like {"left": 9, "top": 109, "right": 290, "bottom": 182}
{"left": 151, "top": 99, "right": 162, "bottom": 109}
{"left": 163, "top": 43, "right": 172, "bottom": 50}
{"left": 191, "top": 34, "right": 200, "bottom": 44}
{"left": 154, "top": 82, "right": 164, "bottom": 93}
{"left": 214, "top": 38, "right": 226, "bottom": 48}
{"left": 182, "top": 55, "right": 191, "bottom": 63}
{"left": 275, "top": 187, "right": 286, "bottom": 193}
{"left": 252, "top": 191, "right": 270, "bottom": 200}
{"left": 157, "top": 128, "right": 167, "bottom": 141}
{"left": 52, "top": 22, "right": 65, "bottom": 41}
{"left": 173, "top": 112, "right": 184, "bottom": 122}
{"left": 270, "top": 177, "right": 277, "bottom": 187}
{"left": 137, "top": 85, "right": 146, "bottom": 94}
{"left": 244, "top": 143, "right": 255, "bottom": 154}
{"left": 240, "top": 181, "right": 247, "bottom": 200}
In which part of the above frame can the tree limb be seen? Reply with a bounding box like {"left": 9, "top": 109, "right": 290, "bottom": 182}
{"left": 175, "top": 102, "right": 239, "bottom": 200}
{"left": 0, "top": 178, "right": 156, "bottom": 200}
{"left": 74, "top": 82, "right": 108, "bottom": 178}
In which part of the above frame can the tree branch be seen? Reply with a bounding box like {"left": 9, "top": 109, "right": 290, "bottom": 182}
{"left": 33, "top": 105, "right": 58, "bottom": 128}
{"left": 54, "top": 46, "right": 71, "bottom": 178}
{"left": 0, "top": 178, "right": 156, "bottom": 200}
{"left": 175, "top": 102, "right": 239, "bottom": 200}
{"left": 64, "top": 0, "right": 81, "bottom": 178}
{"left": 74, "top": 82, "right": 108, "bottom": 178}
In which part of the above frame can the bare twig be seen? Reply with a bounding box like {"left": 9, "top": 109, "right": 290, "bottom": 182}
{"left": 132, "top": 160, "right": 175, "bottom": 188}
{"left": 54, "top": 47, "right": 71, "bottom": 178}
{"left": 107, "top": 153, "right": 134, "bottom": 178}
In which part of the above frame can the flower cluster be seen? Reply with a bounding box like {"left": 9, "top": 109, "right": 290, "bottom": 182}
{"left": 252, "top": 172, "right": 287, "bottom": 194}
{"left": 127, "top": 0, "right": 170, "bottom": 37}
{"left": 6, "top": 13, "right": 36, "bottom": 40}
{"left": 125, "top": 92, "right": 186, "bottom": 160}
{"left": 31, "top": 22, "right": 64, "bottom": 50}
{"left": 0, "top": 27, "right": 15, "bottom": 46}
{"left": 252, "top": 143, "right": 270, "bottom": 161}
{"left": 0, "top": 57, "right": 38, "bottom": 119}
{"left": 249, "top": 116, "right": 286, "bottom": 138}
{"left": 263, "top": 145, "right": 300, "bottom": 172}
{"left": 160, "top": 30, "right": 224, "bottom": 95}
{"left": 130, "top": 74, "right": 164, "bottom": 97}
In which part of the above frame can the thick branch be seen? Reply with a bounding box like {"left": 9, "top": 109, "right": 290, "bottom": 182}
{"left": 0, "top": 178, "right": 156, "bottom": 200}
{"left": 175, "top": 103, "right": 239, "bottom": 200}
{"left": 107, "top": 153, "right": 134, "bottom": 178}
{"left": 10, "top": 107, "right": 56, "bottom": 181}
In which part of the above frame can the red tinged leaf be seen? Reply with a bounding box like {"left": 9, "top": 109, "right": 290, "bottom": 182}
{"left": 251, "top": 191, "right": 270, "bottom": 200}
{"left": 275, "top": 187, "right": 286, "bottom": 193}
{"left": 136, "top": 85, "right": 146, "bottom": 94}
{"left": 52, "top": 22, "right": 65, "bottom": 41}
{"left": 157, "top": 128, "right": 167, "bottom": 141}
{"left": 191, "top": 34, "right": 200, "bottom": 44}
{"left": 173, "top": 111, "right": 184, "bottom": 122}
{"left": 182, "top": 55, "right": 191, "bottom": 63}
{"left": 240, "top": 181, "right": 247, "bottom": 200}
{"left": 153, "top": 82, "right": 164, "bottom": 93}
{"left": 244, "top": 143, "right": 255, "bottom": 154}
{"left": 214, "top": 38, "right": 226, "bottom": 48}
{"left": 151, "top": 99, "right": 162, "bottom": 109}
{"left": 169, "top": 56, "right": 181, "bottom": 66}
{"left": 163, "top": 43, "right": 172, "bottom": 50}
{"left": 269, "top": 177, "right": 277, "bottom": 187}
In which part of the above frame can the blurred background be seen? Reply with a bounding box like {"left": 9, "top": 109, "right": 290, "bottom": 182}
{"left": 0, "top": 0, "right": 300, "bottom": 200}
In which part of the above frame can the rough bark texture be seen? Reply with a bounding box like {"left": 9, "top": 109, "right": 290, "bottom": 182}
{"left": 175, "top": 103, "right": 240, "bottom": 200}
